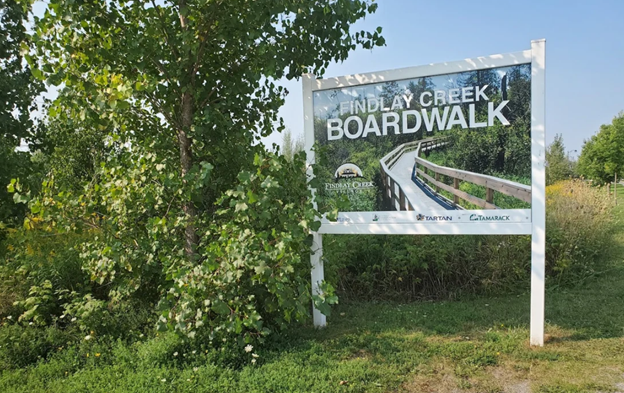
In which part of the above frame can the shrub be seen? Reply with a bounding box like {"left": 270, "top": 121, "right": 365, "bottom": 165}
{"left": 324, "top": 180, "right": 616, "bottom": 300}
{"left": 0, "top": 228, "right": 88, "bottom": 322}
{"left": 2, "top": 151, "right": 320, "bottom": 358}
{"left": 0, "top": 225, "right": 154, "bottom": 349}
{"left": 155, "top": 152, "right": 319, "bottom": 344}
{"left": 0, "top": 324, "right": 78, "bottom": 369}
{"left": 324, "top": 234, "right": 530, "bottom": 301}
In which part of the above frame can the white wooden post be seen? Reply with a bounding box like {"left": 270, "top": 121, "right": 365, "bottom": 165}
{"left": 530, "top": 39, "right": 547, "bottom": 346}
{"left": 302, "top": 73, "right": 327, "bottom": 327}
{"left": 311, "top": 232, "right": 326, "bottom": 327}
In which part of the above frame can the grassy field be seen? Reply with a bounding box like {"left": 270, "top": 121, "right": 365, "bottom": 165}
{"left": 1, "top": 192, "right": 623, "bottom": 392}
{"left": 611, "top": 182, "right": 624, "bottom": 207}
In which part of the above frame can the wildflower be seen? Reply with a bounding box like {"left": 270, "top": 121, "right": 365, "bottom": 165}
{"left": 71, "top": 317, "right": 77, "bottom": 322}
{"left": 6, "top": 316, "right": 12, "bottom": 320}
{"left": 173, "top": 352, "right": 178, "bottom": 357}
{"left": 161, "top": 378, "right": 166, "bottom": 382}
{"left": 252, "top": 353, "right": 259, "bottom": 358}
{"left": 86, "top": 353, "right": 89, "bottom": 357}
{"left": 251, "top": 358, "right": 256, "bottom": 364}
{"left": 84, "top": 335, "right": 93, "bottom": 341}
{"left": 95, "top": 353, "right": 101, "bottom": 357}
{"left": 193, "top": 367, "right": 199, "bottom": 372}
{"left": 244, "top": 344, "right": 253, "bottom": 353}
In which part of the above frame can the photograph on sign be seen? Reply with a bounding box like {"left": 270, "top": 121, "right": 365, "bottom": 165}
{"left": 311, "top": 64, "right": 532, "bottom": 226}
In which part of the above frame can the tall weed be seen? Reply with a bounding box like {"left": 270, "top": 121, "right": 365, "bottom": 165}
{"left": 546, "top": 179, "right": 616, "bottom": 285}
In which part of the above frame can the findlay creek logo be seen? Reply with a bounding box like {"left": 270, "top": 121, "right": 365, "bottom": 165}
{"left": 469, "top": 214, "right": 510, "bottom": 221}
{"left": 326, "top": 163, "right": 374, "bottom": 194}
{"left": 334, "top": 163, "right": 364, "bottom": 180}
{"left": 417, "top": 214, "right": 452, "bottom": 222}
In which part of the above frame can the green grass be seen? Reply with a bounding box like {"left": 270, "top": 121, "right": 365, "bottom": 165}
{"left": 1, "top": 203, "right": 623, "bottom": 392}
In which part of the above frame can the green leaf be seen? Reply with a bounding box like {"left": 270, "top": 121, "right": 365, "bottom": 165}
{"left": 13, "top": 192, "right": 29, "bottom": 204}
{"left": 255, "top": 261, "right": 269, "bottom": 275}
{"left": 212, "top": 300, "right": 230, "bottom": 316}
{"left": 247, "top": 190, "right": 258, "bottom": 204}
{"left": 237, "top": 171, "right": 251, "bottom": 183}
{"left": 31, "top": 67, "right": 44, "bottom": 80}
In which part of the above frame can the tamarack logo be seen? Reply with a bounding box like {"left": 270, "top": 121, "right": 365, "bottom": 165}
{"left": 469, "top": 214, "right": 510, "bottom": 221}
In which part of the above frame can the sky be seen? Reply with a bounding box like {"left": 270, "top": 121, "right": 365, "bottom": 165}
{"left": 268, "top": 0, "right": 624, "bottom": 159}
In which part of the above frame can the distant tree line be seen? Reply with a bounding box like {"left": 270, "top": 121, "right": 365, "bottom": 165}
{"left": 577, "top": 113, "right": 624, "bottom": 185}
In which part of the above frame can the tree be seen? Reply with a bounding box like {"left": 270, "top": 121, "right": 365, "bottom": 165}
{"left": 441, "top": 64, "right": 531, "bottom": 180}
{"left": 281, "top": 128, "right": 304, "bottom": 162}
{"left": 578, "top": 113, "right": 624, "bottom": 184}
{"left": 21, "top": 0, "right": 384, "bottom": 342}
{"left": 546, "top": 134, "right": 573, "bottom": 185}
{"left": 0, "top": 0, "right": 44, "bottom": 227}
{"left": 27, "top": 0, "right": 383, "bottom": 259}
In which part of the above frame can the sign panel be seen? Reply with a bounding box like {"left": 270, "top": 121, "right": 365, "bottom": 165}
{"left": 304, "top": 50, "right": 536, "bottom": 235}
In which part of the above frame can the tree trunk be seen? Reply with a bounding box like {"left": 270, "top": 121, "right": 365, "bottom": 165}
{"left": 179, "top": 91, "right": 198, "bottom": 260}
{"left": 177, "top": 0, "right": 199, "bottom": 261}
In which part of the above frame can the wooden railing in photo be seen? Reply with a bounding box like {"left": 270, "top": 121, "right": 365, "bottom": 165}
{"left": 379, "top": 137, "right": 446, "bottom": 211}
{"left": 413, "top": 139, "right": 532, "bottom": 209}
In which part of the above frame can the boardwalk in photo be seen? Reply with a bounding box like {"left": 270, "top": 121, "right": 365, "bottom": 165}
{"left": 379, "top": 138, "right": 532, "bottom": 212}
{"left": 387, "top": 150, "right": 455, "bottom": 211}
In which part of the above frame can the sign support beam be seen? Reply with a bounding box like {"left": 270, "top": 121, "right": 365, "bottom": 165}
{"left": 530, "top": 39, "right": 546, "bottom": 347}
{"left": 311, "top": 233, "right": 326, "bottom": 327}
{"left": 303, "top": 73, "right": 326, "bottom": 327}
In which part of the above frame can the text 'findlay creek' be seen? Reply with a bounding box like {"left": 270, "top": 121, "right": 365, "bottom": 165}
{"left": 326, "top": 85, "right": 510, "bottom": 141}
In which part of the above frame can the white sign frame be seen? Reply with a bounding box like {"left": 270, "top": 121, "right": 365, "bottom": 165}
{"left": 303, "top": 40, "right": 546, "bottom": 346}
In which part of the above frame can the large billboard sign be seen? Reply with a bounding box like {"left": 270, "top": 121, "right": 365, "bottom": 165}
{"left": 304, "top": 47, "right": 543, "bottom": 236}
{"left": 303, "top": 40, "right": 546, "bottom": 345}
